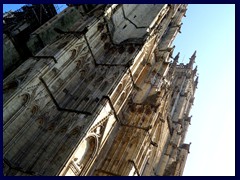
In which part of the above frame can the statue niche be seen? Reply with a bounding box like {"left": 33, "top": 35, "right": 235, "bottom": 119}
{"left": 63, "top": 136, "right": 97, "bottom": 176}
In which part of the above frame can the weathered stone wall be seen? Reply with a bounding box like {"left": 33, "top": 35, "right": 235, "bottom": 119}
{"left": 3, "top": 34, "right": 21, "bottom": 77}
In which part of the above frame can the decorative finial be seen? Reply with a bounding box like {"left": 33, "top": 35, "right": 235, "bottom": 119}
{"left": 188, "top": 50, "right": 197, "bottom": 69}
{"left": 174, "top": 52, "right": 180, "bottom": 63}
{"left": 192, "top": 65, "right": 198, "bottom": 76}
{"left": 195, "top": 76, "right": 199, "bottom": 85}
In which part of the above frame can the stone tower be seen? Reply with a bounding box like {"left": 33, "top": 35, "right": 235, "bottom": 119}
{"left": 3, "top": 4, "right": 198, "bottom": 176}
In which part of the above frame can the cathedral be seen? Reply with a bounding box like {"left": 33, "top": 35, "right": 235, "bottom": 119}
{"left": 3, "top": 4, "right": 198, "bottom": 176}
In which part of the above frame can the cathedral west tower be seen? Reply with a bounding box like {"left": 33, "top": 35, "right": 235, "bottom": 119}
{"left": 3, "top": 4, "right": 198, "bottom": 176}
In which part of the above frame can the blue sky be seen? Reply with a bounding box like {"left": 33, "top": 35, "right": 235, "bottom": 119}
{"left": 173, "top": 4, "right": 235, "bottom": 176}
{"left": 3, "top": 4, "right": 67, "bottom": 14}
{"left": 3, "top": 4, "right": 235, "bottom": 176}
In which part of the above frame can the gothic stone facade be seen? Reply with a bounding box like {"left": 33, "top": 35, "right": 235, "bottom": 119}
{"left": 3, "top": 4, "right": 198, "bottom": 176}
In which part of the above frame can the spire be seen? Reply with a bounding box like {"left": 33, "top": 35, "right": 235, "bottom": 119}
{"left": 188, "top": 50, "right": 196, "bottom": 69}
{"left": 192, "top": 65, "right": 198, "bottom": 76}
